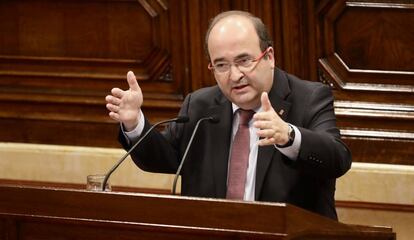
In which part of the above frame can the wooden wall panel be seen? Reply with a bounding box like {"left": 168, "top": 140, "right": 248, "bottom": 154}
{"left": 316, "top": 0, "right": 414, "bottom": 165}
{"left": 0, "top": 0, "right": 186, "bottom": 147}
{"left": 0, "top": 220, "right": 3, "bottom": 240}
{"left": 0, "top": 0, "right": 412, "bottom": 165}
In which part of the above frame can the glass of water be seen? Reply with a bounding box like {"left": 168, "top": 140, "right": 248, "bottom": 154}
{"left": 86, "top": 174, "right": 111, "bottom": 192}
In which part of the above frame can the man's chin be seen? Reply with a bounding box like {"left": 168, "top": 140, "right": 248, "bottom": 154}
{"left": 231, "top": 96, "right": 259, "bottom": 109}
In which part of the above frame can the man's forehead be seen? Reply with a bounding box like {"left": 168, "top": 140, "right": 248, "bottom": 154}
{"left": 208, "top": 16, "right": 259, "bottom": 47}
{"left": 207, "top": 15, "right": 261, "bottom": 61}
{"left": 211, "top": 15, "right": 254, "bottom": 35}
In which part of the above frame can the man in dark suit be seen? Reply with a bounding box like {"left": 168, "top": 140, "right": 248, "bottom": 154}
{"left": 105, "top": 10, "right": 352, "bottom": 220}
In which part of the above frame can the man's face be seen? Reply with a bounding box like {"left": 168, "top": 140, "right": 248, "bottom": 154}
{"left": 207, "top": 16, "right": 275, "bottom": 110}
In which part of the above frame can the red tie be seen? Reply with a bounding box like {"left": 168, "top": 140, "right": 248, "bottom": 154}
{"left": 226, "top": 109, "right": 254, "bottom": 200}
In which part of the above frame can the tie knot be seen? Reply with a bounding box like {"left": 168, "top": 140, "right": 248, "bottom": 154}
{"left": 238, "top": 109, "right": 254, "bottom": 126}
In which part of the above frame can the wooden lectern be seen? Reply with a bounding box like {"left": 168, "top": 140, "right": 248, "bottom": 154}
{"left": 0, "top": 184, "right": 395, "bottom": 240}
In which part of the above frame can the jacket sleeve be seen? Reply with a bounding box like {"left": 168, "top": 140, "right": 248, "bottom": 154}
{"left": 296, "top": 84, "right": 352, "bottom": 179}
{"left": 117, "top": 94, "right": 192, "bottom": 174}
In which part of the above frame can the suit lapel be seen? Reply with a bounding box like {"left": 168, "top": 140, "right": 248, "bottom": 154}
{"left": 255, "top": 68, "right": 292, "bottom": 200}
{"left": 204, "top": 96, "right": 233, "bottom": 198}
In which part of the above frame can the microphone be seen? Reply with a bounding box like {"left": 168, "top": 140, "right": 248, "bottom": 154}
{"left": 102, "top": 116, "right": 189, "bottom": 191}
{"left": 171, "top": 116, "right": 220, "bottom": 195}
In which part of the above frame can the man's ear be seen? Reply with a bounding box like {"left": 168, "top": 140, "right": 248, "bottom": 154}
{"left": 266, "top": 47, "right": 276, "bottom": 68}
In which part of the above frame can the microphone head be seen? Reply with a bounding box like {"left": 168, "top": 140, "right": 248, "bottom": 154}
{"left": 176, "top": 116, "right": 190, "bottom": 123}
{"left": 209, "top": 116, "right": 220, "bottom": 123}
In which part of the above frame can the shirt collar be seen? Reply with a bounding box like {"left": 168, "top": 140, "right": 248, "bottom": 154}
{"left": 231, "top": 103, "right": 261, "bottom": 114}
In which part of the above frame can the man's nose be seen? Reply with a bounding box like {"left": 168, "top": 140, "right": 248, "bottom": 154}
{"left": 228, "top": 64, "right": 244, "bottom": 81}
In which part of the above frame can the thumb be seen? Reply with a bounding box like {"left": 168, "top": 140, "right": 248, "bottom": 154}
{"left": 127, "top": 71, "right": 140, "bottom": 91}
{"left": 261, "top": 92, "right": 273, "bottom": 111}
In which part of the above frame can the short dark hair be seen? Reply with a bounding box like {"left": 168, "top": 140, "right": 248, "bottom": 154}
{"left": 204, "top": 10, "right": 273, "bottom": 60}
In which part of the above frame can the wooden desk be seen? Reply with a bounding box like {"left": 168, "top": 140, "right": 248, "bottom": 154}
{"left": 0, "top": 184, "right": 395, "bottom": 240}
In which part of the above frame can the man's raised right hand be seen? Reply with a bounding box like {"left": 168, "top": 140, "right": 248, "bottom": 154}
{"left": 105, "top": 71, "right": 143, "bottom": 131}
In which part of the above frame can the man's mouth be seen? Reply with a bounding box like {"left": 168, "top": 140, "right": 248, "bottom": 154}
{"left": 233, "top": 84, "right": 248, "bottom": 90}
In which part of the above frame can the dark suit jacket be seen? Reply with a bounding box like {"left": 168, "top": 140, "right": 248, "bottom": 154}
{"left": 119, "top": 68, "right": 352, "bottom": 220}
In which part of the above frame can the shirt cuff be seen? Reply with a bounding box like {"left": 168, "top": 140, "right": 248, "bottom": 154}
{"left": 121, "top": 110, "right": 145, "bottom": 144}
{"left": 274, "top": 125, "right": 301, "bottom": 161}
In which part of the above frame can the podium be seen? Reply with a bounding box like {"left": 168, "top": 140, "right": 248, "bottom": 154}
{"left": 0, "top": 184, "right": 395, "bottom": 240}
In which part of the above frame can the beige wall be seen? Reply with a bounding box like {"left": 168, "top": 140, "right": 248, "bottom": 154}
{"left": 0, "top": 142, "right": 175, "bottom": 190}
{"left": 335, "top": 162, "right": 414, "bottom": 240}
{"left": 1, "top": 142, "right": 413, "bottom": 239}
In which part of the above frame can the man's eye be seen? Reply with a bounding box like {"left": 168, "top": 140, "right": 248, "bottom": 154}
{"left": 237, "top": 58, "right": 252, "bottom": 66}
{"left": 215, "top": 63, "right": 228, "bottom": 68}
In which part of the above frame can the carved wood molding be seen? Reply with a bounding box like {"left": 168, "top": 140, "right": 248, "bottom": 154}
{"left": 317, "top": 0, "right": 414, "bottom": 164}
{"left": 0, "top": 0, "right": 187, "bottom": 147}
{"left": 335, "top": 100, "right": 414, "bottom": 130}
{"left": 337, "top": 200, "right": 414, "bottom": 213}
{"left": 317, "top": 0, "right": 414, "bottom": 97}
{"left": 335, "top": 100, "right": 414, "bottom": 165}
{"left": 137, "top": 0, "right": 168, "bottom": 17}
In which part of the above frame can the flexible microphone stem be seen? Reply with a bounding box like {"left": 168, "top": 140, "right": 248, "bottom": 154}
{"left": 171, "top": 116, "right": 219, "bottom": 195}
{"left": 102, "top": 116, "right": 189, "bottom": 191}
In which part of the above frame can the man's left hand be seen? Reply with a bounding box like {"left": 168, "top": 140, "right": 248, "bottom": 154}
{"left": 253, "top": 92, "right": 290, "bottom": 146}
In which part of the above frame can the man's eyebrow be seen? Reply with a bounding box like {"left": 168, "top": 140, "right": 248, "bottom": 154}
{"left": 212, "top": 57, "right": 226, "bottom": 64}
{"left": 212, "top": 53, "right": 251, "bottom": 63}
{"left": 234, "top": 53, "right": 250, "bottom": 59}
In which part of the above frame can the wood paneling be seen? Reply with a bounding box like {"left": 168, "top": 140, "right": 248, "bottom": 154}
{"left": 0, "top": 0, "right": 186, "bottom": 147}
{"left": 0, "top": 0, "right": 412, "bottom": 165}
{"left": 316, "top": 0, "right": 414, "bottom": 165}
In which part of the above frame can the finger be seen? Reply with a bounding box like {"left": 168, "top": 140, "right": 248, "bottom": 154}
{"left": 257, "top": 138, "right": 276, "bottom": 146}
{"left": 256, "top": 129, "right": 276, "bottom": 138}
{"left": 260, "top": 92, "right": 273, "bottom": 111}
{"left": 108, "top": 112, "right": 120, "bottom": 121}
{"left": 253, "top": 111, "right": 270, "bottom": 121}
{"left": 111, "top": 88, "right": 125, "bottom": 98}
{"left": 257, "top": 129, "right": 285, "bottom": 142}
{"left": 255, "top": 120, "right": 284, "bottom": 132}
{"left": 254, "top": 120, "right": 272, "bottom": 130}
{"left": 105, "top": 95, "right": 121, "bottom": 105}
{"left": 260, "top": 130, "right": 283, "bottom": 140}
{"left": 106, "top": 103, "right": 120, "bottom": 113}
{"left": 127, "top": 71, "right": 140, "bottom": 91}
